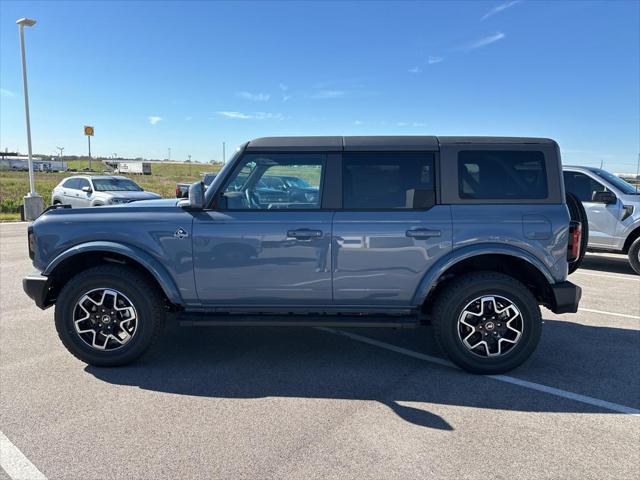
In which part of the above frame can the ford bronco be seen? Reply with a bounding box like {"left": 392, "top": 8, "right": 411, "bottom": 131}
{"left": 23, "top": 136, "right": 584, "bottom": 373}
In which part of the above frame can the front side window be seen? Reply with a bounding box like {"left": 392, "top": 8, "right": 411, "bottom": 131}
{"left": 458, "top": 150, "right": 547, "bottom": 200}
{"left": 222, "top": 153, "right": 324, "bottom": 210}
{"left": 62, "top": 178, "right": 78, "bottom": 189}
{"left": 77, "top": 179, "right": 91, "bottom": 190}
{"left": 93, "top": 178, "right": 143, "bottom": 192}
{"left": 342, "top": 151, "right": 435, "bottom": 209}
{"left": 563, "top": 171, "right": 609, "bottom": 202}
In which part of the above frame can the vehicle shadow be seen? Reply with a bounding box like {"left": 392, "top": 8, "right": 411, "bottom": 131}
{"left": 86, "top": 319, "right": 640, "bottom": 431}
{"left": 579, "top": 253, "right": 637, "bottom": 276}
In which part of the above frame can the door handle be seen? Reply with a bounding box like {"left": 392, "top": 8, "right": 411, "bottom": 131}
{"left": 287, "top": 228, "right": 323, "bottom": 239}
{"left": 406, "top": 228, "right": 441, "bottom": 239}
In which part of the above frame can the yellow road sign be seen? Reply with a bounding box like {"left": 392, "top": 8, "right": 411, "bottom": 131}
{"left": 84, "top": 126, "right": 94, "bottom": 136}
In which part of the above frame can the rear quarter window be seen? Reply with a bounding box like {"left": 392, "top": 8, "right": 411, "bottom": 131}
{"left": 458, "top": 150, "right": 548, "bottom": 200}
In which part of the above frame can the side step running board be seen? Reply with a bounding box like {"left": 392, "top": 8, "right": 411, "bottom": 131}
{"left": 176, "top": 314, "right": 419, "bottom": 329}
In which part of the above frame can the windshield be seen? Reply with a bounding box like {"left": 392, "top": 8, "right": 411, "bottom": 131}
{"left": 283, "top": 176, "right": 311, "bottom": 188}
{"left": 93, "top": 178, "right": 143, "bottom": 192}
{"left": 203, "top": 173, "right": 217, "bottom": 185}
{"left": 592, "top": 169, "right": 639, "bottom": 194}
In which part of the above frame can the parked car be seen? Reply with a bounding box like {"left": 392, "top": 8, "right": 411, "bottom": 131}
{"left": 260, "top": 175, "right": 320, "bottom": 204}
{"left": 563, "top": 166, "right": 640, "bottom": 274}
{"left": 24, "top": 136, "right": 584, "bottom": 374}
{"left": 51, "top": 175, "right": 161, "bottom": 207}
{"left": 176, "top": 173, "right": 217, "bottom": 198}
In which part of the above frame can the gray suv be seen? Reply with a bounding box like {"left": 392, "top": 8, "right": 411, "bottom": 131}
{"left": 24, "top": 136, "right": 583, "bottom": 374}
{"left": 563, "top": 167, "right": 640, "bottom": 274}
{"left": 51, "top": 175, "right": 161, "bottom": 207}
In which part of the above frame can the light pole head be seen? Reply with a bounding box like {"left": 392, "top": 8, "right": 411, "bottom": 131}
{"left": 16, "top": 18, "right": 37, "bottom": 27}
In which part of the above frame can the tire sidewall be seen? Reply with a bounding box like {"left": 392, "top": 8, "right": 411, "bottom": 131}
{"left": 440, "top": 280, "right": 541, "bottom": 373}
{"left": 629, "top": 237, "right": 640, "bottom": 275}
{"left": 56, "top": 271, "right": 158, "bottom": 365}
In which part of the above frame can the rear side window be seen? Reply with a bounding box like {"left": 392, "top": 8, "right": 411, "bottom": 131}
{"left": 62, "top": 178, "right": 78, "bottom": 189}
{"left": 343, "top": 152, "right": 435, "bottom": 209}
{"left": 458, "top": 151, "right": 547, "bottom": 200}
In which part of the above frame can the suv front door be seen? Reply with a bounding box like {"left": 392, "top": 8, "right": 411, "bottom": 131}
{"left": 193, "top": 153, "right": 333, "bottom": 306}
{"left": 332, "top": 151, "right": 452, "bottom": 307}
{"left": 563, "top": 170, "right": 621, "bottom": 248}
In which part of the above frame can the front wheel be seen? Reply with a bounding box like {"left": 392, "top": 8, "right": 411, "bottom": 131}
{"left": 432, "top": 272, "right": 542, "bottom": 374}
{"left": 55, "top": 265, "right": 165, "bottom": 366}
{"left": 628, "top": 237, "right": 640, "bottom": 275}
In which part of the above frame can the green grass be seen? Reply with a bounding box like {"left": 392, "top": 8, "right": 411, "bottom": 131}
{"left": 0, "top": 160, "right": 221, "bottom": 217}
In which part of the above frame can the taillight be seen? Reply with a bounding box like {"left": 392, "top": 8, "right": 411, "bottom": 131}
{"left": 175, "top": 186, "right": 180, "bottom": 197}
{"left": 27, "top": 226, "right": 35, "bottom": 260}
{"left": 568, "top": 221, "right": 581, "bottom": 262}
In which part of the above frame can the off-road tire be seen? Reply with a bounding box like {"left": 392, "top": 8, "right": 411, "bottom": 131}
{"left": 432, "top": 271, "right": 542, "bottom": 374}
{"left": 55, "top": 265, "right": 165, "bottom": 366}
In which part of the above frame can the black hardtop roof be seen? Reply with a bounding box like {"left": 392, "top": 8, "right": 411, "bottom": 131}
{"left": 246, "top": 136, "right": 556, "bottom": 152}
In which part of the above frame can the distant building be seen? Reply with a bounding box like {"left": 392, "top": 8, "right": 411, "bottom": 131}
{"left": 0, "top": 154, "right": 67, "bottom": 172}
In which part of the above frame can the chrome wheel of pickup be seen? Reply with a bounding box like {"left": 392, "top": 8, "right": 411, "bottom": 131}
{"left": 457, "top": 295, "right": 523, "bottom": 357}
{"left": 73, "top": 288, "right": 138, "bottom": 351}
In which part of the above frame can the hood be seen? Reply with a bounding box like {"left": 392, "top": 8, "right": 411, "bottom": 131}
{"left": 122, "top": 198, "right": 183, "bottom": 207}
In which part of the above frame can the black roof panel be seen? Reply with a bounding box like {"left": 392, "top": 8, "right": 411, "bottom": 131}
{"left": 246, "top": 135, "right": 556, "bottom": 152}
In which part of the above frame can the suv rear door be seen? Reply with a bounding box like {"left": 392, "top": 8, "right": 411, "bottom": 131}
{"left": 193, "top": 152, "right": 334, "bottom": 306}
{"left": 332, "top": 150, "right": 452, "bottom": 307}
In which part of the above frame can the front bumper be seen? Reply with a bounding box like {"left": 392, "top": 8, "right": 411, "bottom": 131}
{"left": 22, "top": 271, "right": 52, "bottom": 310}
{"left": 549, "top": 281, "right": 582, "bottom": 314}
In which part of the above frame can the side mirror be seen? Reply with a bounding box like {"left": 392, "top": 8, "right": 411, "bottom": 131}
{"left": 592, "top": 191, "right": 616, "bottom": 204}
{"left": 82, "top": 186, "right": 92, "bottom": 193}
{"left": 186, "top": 181, "right": 205, "bottom": 210}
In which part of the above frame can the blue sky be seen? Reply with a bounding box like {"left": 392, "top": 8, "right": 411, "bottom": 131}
{"left": 1, "top": 0, "right": 638, "bottom": 171}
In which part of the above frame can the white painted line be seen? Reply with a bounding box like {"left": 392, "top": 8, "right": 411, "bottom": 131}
{"left": 573, "top": 271, "right": 639, "bottom": 281}
{"left": 0, "top": 431, "right": 47, "bottom": 480}
{"left": 579, "top": 308, "right": 640, "bottom": 320}
{"left": 319, "top": 328, "right": 640, "bottom": 416}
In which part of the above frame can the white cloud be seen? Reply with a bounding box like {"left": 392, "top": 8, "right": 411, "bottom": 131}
{"left": 279, "top": 83, "right": 289, "bottom": 91}
{"left": 1, "top": 88, "right": 15, "bottom": 97}
{"left": 216, "top": 111, "right": 284, "bottom": 120}
{"left": 412, "top": 122, "right": 427, "bottom": 127}
{"left": 465, "top": 32, "right": 506, "bottom": 50}
{"left": 311, "top": 90, "right": 345, "bottom": 99}
{"left": 397, "top": 122, "right": 409, "bottom": 127}
{"left": 148, "top": 116, "right": 163, "bottom": 125}
{"left": 408, "top": 66, "right": 421, "bottom": 74}
{"left": 282, "top": 94, "right": 292, "bottom": 102}
{"left": 236, "top": 91, "right": 271, "bottom": 101}
{"left": 481, "top": 0, "right": 521, "bottom": 21}
{"left": 354, "top": 120, "right": 363, "bottom": 125}
{"left": 185, "top": 116, "right": 193, "bottom": 121}
{"left": 428, "top": 56, "right": 444, "bottom": 64}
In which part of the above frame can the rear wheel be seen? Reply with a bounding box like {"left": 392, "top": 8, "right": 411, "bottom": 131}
{"left": 628, "top": 237, "right": 640, "bottom": 275}
{"left": 432, "top": 272, "right": 542, "bottom": 374}
{"left": 566, "top": 192, "right": 588, "bottom": 274}
{"left": 55, "top": 265, "right": 165, "bottom": 366}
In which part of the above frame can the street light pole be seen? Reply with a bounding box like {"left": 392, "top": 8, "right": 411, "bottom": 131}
{"left": 17, "top": 17, "right": 43, "bottom": 220}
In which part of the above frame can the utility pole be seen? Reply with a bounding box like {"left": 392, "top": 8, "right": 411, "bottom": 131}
{"left": 56, "top": 146, "right": 64, "bottom": 159}
{"left": 17, "top": 17, "right": 43, "bottom": 220}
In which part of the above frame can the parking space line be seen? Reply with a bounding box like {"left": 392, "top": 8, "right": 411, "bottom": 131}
{"left": 573, "top": 271, "right": 639, "bottom": 281}
{"left": 318, "top": 328, "right": 640, "bottom": 415}
{"left": 579, "top": 308, "right": 640, "bottom": 320}
{"left": 0, "top": 431, "right": 47, "bottom": 480}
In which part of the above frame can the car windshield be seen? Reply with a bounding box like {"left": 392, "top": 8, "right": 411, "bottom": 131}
{"left": 203, "top": 173, "right": 216, "bottom": 185}
{"left": 93, "top": 178, "right": 143, "bottom": 192}
{"left": 592, "top": 169, "right": 639, "bottom": 194}
{"left": 283, "top": 176, "right": 311, "bottom": 188}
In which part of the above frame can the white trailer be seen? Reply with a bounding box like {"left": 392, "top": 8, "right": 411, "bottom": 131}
{"left": 115, "top": 162, "right": 151, "bottom": 175}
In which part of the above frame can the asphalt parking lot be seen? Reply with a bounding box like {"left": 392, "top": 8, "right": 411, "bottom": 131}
{"left": 1, "top": 222, "right": 638, "bottom": 480}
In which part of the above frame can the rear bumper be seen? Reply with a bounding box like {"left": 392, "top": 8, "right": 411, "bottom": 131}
{"left": 22, "top": 271, "right": 52, "bottom": 310}
{"left": 549, "top": 281, "right": 581, "bottom": 314}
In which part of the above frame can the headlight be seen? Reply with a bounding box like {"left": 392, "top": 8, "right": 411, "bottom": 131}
{"left": 110, "top": 198, "right": 130, "bottom": 204}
